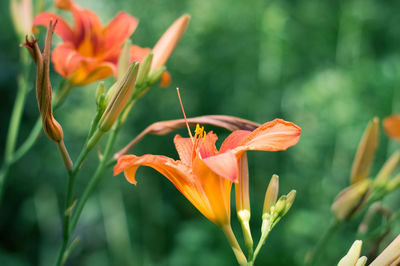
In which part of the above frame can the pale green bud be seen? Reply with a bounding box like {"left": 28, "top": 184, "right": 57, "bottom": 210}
{"left": 355, "top": 256, "right": 368, "bottom": 266}
{"left": 376, "top": 151, "right": 400, "bottom": 184}
{"left": 351, "top": 117, "right": 379, "bottom": 184}
{"left": 263, "top": 174, "right": 279, "bottom": 214}
{"left": 283, "top": 190, "right": 296, "bottom": 216}
{"left": 95, "top": 82, "right": 106, "bottom": 109}
{"left": 147, "top": 66, "right": 166, "bottom": 86}
{"left": 338, "top": 240, "right": 363, "bottom": 266}
{"left": 331, "top": 179, "right": 371, "bottom": 221}
{"left": 274, "top": 195, "right": 287, "bottom": 217}
{"left": 117, "top": 40, "right": 132, "bottom": 81}
{"left": 386, "top": 173, "right": 400, "bottom": 193}
{"left": 99, "top": 62, "right": 139, "bottom": 132}
{"left": 135, "top": 52, "right": 153, "bottom": 88}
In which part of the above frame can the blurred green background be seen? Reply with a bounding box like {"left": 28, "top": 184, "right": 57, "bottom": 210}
{"left": 1, "top": 0, "right": 400, "bottom": 265}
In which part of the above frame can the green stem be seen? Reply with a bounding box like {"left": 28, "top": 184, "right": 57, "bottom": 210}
{"left": 0, "top": 77, "right": 71, "bottom": 205}
{"left": 304, "top": 219, "right": 340, "bottom": 266}
{"left": 248, "top": 218, "right": 273, "bottom": 265}
{"left": 5, "top": 80, "right": 27, "bottom": 160}
{"left": 56, "top": 124, "right": 119, "bottom": 266}
{"left": 0, "top": 165, "right": 11, "bottom": 205}
{"left": 12, "top": 118, "right": 42, "bottom": 163}
{"left": 0, "top": 49, "right": 30, "bottom": 204}
{"left": 69, "top": 125, "right": 119, "bottom": 234}
{"left": 55, "top": 143, "right": 91, "bottom": 266}
{"left": 221, "top": 224, "right": 247, "bottom": 266}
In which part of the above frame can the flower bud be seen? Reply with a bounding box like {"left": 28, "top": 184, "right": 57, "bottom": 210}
{"left": 331, "top": 179, "right": 371, "bottom": 221}
{"left": 98, "top": 62, "right": 139, "bottom": 132}
{"left": 386, "top": 173, "right": 400, "bottom": 193}
{"left": 118, "top": 40, "right": 132, "bottom": 81}
{"left": 22, "top": 20, "right": 63, "bottom": 143}
{"left": 375, "top": 151, "right": 400, "bottom": 184}
{"left": 95, "top": 81, "right": 106, "bottom": 108}
{"left": 356, "top": 256, "right": 368, "bottom": 266}
{"left": 22, "top": 21, "right": 72, "bottom": 170}
{"left": 151, "top": 14, "right": 190, "bottom": 71}
{"left": 274, "top": 195, "right": 287, "bottom": 217}
{"left": 370, "top": 234, "right": 400, "bottom": 266}
{"left": 351, "top": 117, "right": 379, "bottom": 184}
{"left": 338, "top": 240, "right": 363, "bottom": 266}
{"left": 283, "top": 190, "right": 296, "bottom": 216}
{"left": 135, "top": 51, "right": 153, "bottom": 88}
{"left": 147, "top": 67, "right": 166, "bottom": 87}
{"left": 10, "top": 0, "right": 33, "bottom": 38}
{"left": 263, "top": 174, "right": 279, "bottom": 214}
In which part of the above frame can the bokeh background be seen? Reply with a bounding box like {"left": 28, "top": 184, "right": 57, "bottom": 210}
{"left": 1, "top": 0, "right": 400, "bottom": 265}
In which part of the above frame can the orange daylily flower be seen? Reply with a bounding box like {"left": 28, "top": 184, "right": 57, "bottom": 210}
{"left": 33, "top": 0, "right": 138, "bottom": 85}
{"left": 114, "top": 119, "right": 301, "bottom": 226}
{"left": 383, "top": 114, "right": 400, "bottom": 141}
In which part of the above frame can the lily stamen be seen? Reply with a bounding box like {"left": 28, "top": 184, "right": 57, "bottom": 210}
{"left": 176, "top": 88, "right": 194, "bottom": 143}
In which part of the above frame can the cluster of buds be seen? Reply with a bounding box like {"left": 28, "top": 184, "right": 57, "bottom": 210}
{"left": 238, "top": 173, "right": 296, "bottom": 263}
{"left": 261, "top": 175, "right": 296, "bottom": 241}
{"left": 338, "top": 234, "right": 400, "bottom": 266}
{"left": 10, "top": 0, "right": 33, "bottom": 39}
{"left": 331, "top": 118, "right": 400, "bottom": 221}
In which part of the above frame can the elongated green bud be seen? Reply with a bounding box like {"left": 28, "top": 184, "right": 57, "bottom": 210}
{"left": 283, "top": 190, "right": 296, "bottom": 216}
{"left": 135, "top": 52, "right": 153, "bottom": 88}
{"left": 263, "top": 174, "right": 279, "bottom": 214}
{"left": 95, "top": 81, "right": 106, "bottom": 110}
{"left": 118, "top": 40, "right": 132, "bottom": 81}
{"left": 147, "top": 66, "right": 166, "bottom": 86}
{"left": 375, "top": 151, "right": 400, "bottom": 184}
{"left": 351, "top": 117, "right": 379, "bottom": 184}
{"left": 331, "top": 179, "right": 371, "bottom": 220}
{"left": 338, "top": 240, "right": 363, "bottom": 266}
{"left": 274, "top": 195, "right": 287, "bottom": 217}
{"left": 99, "top": 62, "right": 139, "bottom": 132}
{"left": 386, "top": 173, "right": 400, "bottom": 192}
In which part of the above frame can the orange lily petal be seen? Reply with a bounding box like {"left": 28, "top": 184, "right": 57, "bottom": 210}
{"left": 384, "top": 114, "right": 400, "bottom": 141}
{"left": 33, "top": 12, "right": 74, "bottom": 42}
{"left": 202, "top": 150, "right": 239, "bottom": 182}
{"left": 70, "top": 6, "right": 102, "bottom": 45}
{"left": 220, "top": 130, "right": 251, "bottom": 153}
{"left": 174, "top": 132, "right": 219, "bottom": 165}
{"left": 174, "top": 135, "right": 193, "bottom": 165}
{"left": 70, "top": 62, "right": 115, "bottom": 85}
{"left": 52, "top": 42, "right": 85, "bottom": 77}
{"left": 104, "top": 12, "right": 138, "bottom": 51}
{"left": 160, "top": 71, "right": 171, "bottom": 87}
{"left": 193, "top": 155, "right": 232, "bottom": 225}
{"left": 198, "top": 132, "right": 219, "bottom": 158}
{"left": 114, "top": 154, "right": 215, "bottom": 223}
{"left": 234, "top": 119, "right": 301, "bottom": 155}
{"left": 130, "top": 45, "right": 151, "bottom": 63}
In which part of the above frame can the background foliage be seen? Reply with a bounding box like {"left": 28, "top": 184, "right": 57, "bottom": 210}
{"left": 1, "top": 0, "right": 400, "bottom": 265}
